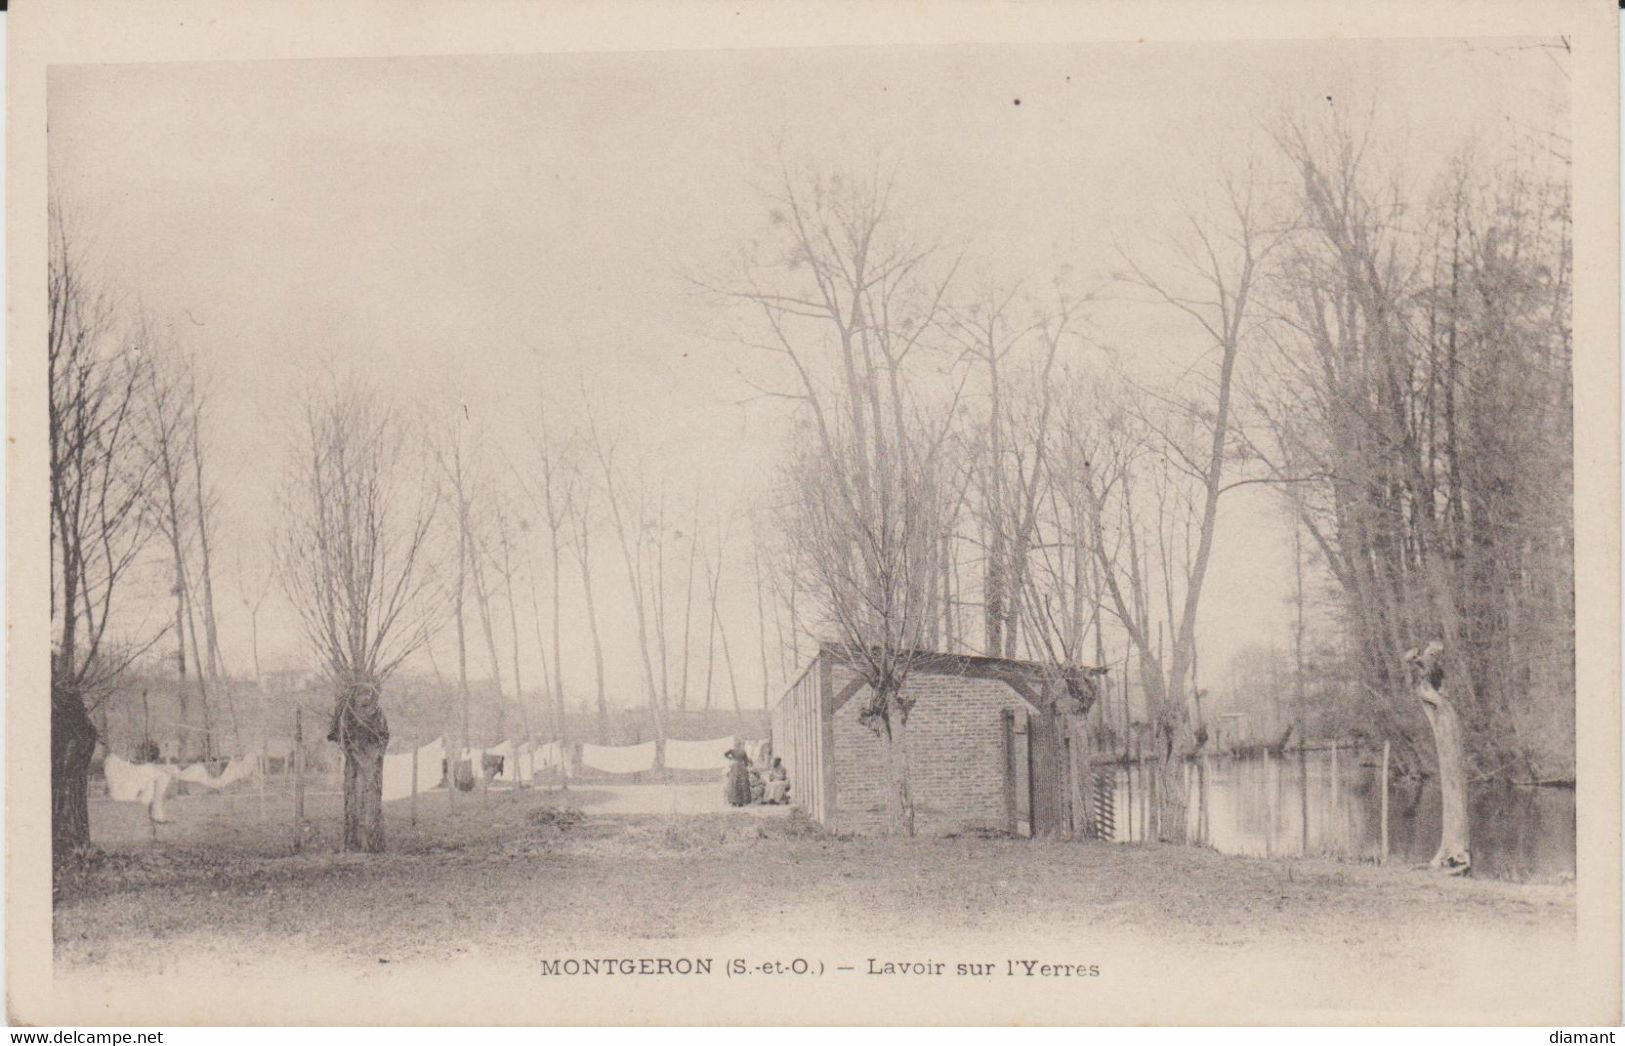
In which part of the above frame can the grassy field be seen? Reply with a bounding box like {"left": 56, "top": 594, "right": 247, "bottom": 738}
{"left": 47, "top": 783, "right": 1591, "bottom": 1024}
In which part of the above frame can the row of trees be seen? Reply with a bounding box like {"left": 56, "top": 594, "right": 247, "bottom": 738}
{"left": 48, "top": 207, "right": 792, "bottom": 859}
{"left": 50, "top": 104, "right": 1571, "bottom": 863}
{"left": 733, "top": 109, "right": 1572, "bottom": 847}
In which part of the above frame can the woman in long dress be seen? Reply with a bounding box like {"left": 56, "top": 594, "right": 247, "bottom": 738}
{"left": 723, "top": 745, "right": 753, "bottom": 807}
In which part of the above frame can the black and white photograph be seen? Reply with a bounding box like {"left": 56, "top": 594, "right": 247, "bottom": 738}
{"left": 9, "top": 0, "right": 1620, "bottom": 1028}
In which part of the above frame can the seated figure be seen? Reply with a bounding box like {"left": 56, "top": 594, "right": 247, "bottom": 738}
{"left": 762, "top": 758, "right": 790, "bottom": 804}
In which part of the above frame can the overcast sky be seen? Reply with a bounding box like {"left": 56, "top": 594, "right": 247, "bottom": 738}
{"left": 47, "top": 37, "right": 1566, "bottom": 712}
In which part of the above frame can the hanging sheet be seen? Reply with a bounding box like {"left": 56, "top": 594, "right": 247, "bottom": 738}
{"left": 415, "top": 738, "right": 445, "bottom": 790}
{"left": 381, "top": 749, "right": 415, "bottom": 801}
{"left": 104, "top": 754, "right": 172, "bottom": 803}
{"left": 487, "top": 740, "right": 516, "bottom": 782}
{"left": 579, "top": 741, "right": 657, "bottom": 774}
{"left": 664, "top": 736, "right": 736, "bottom": 772}
{"left": 499, "top": 742, "right": 537, "bottom": 783}
{"left": 175, "top": 757, "right": 257, "bottom": 790}
{"left": 103, "top": 754, "right": 175, "bottom": 819}
{"left": 489, "top": 740, "right": 517, "bottom": 783}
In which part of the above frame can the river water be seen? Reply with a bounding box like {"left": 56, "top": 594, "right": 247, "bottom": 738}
{"left": 1101, "top": 748, "right": 1575, "bottom": 882}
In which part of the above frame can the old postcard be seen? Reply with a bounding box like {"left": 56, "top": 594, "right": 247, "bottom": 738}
{"left": 8, "top": 0, "right": 1620, "bottom": 1026}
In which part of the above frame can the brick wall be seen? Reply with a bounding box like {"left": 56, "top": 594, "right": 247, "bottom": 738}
{"left": 830, "top": 665, "right": 1035, "bottom": 835}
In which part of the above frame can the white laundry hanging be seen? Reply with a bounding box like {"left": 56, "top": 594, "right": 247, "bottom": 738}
{"left": 488, "top": 741, "right": 517, "bottom": 782}
{"left": 381, "top": 749, "right": 415, "bottom": 801}
{"left": 175, "top": 757, "right": 257, "bottom": 790}
{"left": 579, "top": 741, "right": 657, "bottom": 774}
{"left": 500, "top": 742, "right": 537, "bottom": 783}
{"left": 664, "top": 736, "right": 736, "bottom": 771}
{"left": 103, "top": 754, "right": 175, "bottom": 820}
{"left": 415, "top": 738, "right": 445, "bottom": 790}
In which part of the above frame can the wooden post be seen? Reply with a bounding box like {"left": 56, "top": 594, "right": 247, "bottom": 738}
{"left": 1379, "top": 740, "right": 1391, "bottom": 865}
{"left": 1001, "top": 708, "right": 1017, "bottom": 836}
{"left": 1298, "top": 732, "right": 1309, "bottom": 856}
{"left": 1262, "top": 745, "right": 1273, "bottom": 857}
{"left": 1200, "top": 751, "right": 1212, "bottom": 846}
{"left": 1068, "top": 720, "right": 1088, "bottom": 840}
{"left": 1125, "top": 729, "right": 1135, "bottom": 843}
{"left": 410, "top": 741, "right": 419, "bottom": 827}
{"left": 292, "top": 708, "right": 305, "bottom": 853}
{"left": 1147, "top": 731, "right": 1159, "bottom": 842}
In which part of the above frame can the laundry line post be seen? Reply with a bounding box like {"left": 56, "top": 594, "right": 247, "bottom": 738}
{"left": 292, "top": 707, "right": 306, "bottom": 854}
{"left": 257, "top": 737, "right": 268, "bottom": 823}
{"left": 1379, "top": 739, "right": 1391, "bottom": 865}
{"left": 1262, "top": 745, "right": 1274, "bottom": 858}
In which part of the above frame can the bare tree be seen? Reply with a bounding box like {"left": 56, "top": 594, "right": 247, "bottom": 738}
{"left": 783, "top": 401, "right": 951, "bottom": 836}
{"left": 678, "top": 493, "right": 701, "bottom": 711}
{"left": 1085, "top": 172, "right": 1283, "bottom": 841}
{"left": 699, "top": 517, "right": 747, "bottom": 725}
{"left": 49, "top": 204, "right": 155, "bottom": 864}
{"left": 186, "top": 363, "right": 240, "bottom": 750}
{"left": 583, "top": 400, "right": 667, "bottom": 749}
{"left": 945, "top": 285, "right": 1083, "bottom": 660}
{"left": 276, "top": 380, "right": 440, "bottom": 852}
{"left": 715, "top": 163, "right": 960, "bottom": 835}
{"left": 519, "top": 401, "right": 577, "bottom": 761}
{"left": 565, "top": 466, "right": 610, "bottom": 743}
{"left": 466, "top": 505, "right": 509, "bottom": 743}
{"left": 130, "top": 326, "right": 213, "bottom": 758}
{"left": 233, "top": 551, "right": 275, "bottom": 690}
{"left": 485, "top": 491, "right": 533, "bottom": 757}
{"left": 430, "top": 409, "right": 479, "bottom": 770}
{"left": 1244, "top": 110, "right": 1574, "bottom": 833}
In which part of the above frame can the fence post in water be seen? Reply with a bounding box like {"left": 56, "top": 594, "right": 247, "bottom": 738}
{"left": 1299, "top": 733, "right": 1309, "bottom": 857}
{"left": 1201, "top": 751, "right": 1212, "bottom": 846}
{"left": 1262, "top": 746, "right": 1274, "bottom": 857}
{"left": 1331, "top": 742, "right": 1340, "bottom": 811}
{"left": 1379, "top": 740, "right": 1391, "bottom": 865}
{"left": 410, "top": 741, "right": 419, "bottom": 827}
{"left": 1124, "top": 735, "right": 1134, "bottom": 843}
{"left": 292, "top": 708, "right": 305, "bottom": 854}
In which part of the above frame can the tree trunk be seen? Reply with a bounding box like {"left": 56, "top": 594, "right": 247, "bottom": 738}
{"left": 331, "top": 682, "right": 390, "bottom": 853}
{"left": 550, "top": 536, "right": 568, "bottom": 781}
{"left": 881, "top": 707, "right": 916, "bottom": 838}
{"left": 1407, "top": 641, "right": 1471, "bottom": 874}
{"left": 1151, "top": 737, "right": 1188, "bottom": 843}
{"left": 1028, "top": 701, "right": 1069, "bottom": 839}
{"left": 52, "top": 683, "right": 98, "bottom": 868}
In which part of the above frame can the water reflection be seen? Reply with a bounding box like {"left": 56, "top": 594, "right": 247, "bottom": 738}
{"left": 1101, "top": 749, "right": 1575, "bottom": 882}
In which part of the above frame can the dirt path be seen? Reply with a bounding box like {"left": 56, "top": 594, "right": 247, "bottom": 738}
{"left": 49, "top": 786, "right": 1592, "bottom": 1024}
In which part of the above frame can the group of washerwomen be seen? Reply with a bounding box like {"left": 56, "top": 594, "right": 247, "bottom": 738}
{"left": 723, "top": 743, "right": 789, "bottom": 807}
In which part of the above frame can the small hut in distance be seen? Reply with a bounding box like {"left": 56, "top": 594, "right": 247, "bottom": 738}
{"left": 771, "top": 644, "right": 1103, "bottom": 837}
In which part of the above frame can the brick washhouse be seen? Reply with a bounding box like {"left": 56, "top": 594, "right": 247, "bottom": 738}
{"left": 770, "top": 645, "right": 1104, "bottom": 837}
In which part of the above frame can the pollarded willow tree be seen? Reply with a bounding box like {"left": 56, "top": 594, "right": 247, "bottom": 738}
{"left": 276, "top": 380, "right": 441, "bottom": 853}
{"left": 782, "top": 401, "right": 952, "bottom": 837}
{"left": 1242, "top": 109, "right": 1574, "bottom": 871}
{"left": 721, "top": 163, "right": 959, "bottom": 835}
{"left": 50, "top": 204, "right": 155, "bottom": 866}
